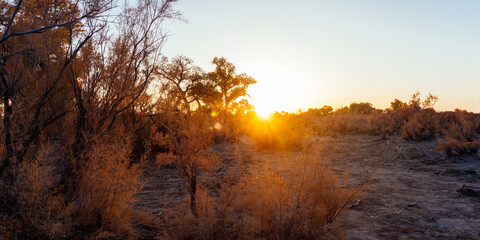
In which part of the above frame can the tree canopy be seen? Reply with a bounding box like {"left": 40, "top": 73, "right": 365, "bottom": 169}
{"left": 206, "top": 57, "right": 257, "bottom": 113}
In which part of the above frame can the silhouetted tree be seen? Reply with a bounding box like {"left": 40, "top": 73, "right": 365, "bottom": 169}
{"left": 157, "top": 56, "right": 204, "bottom": 115}
{"left": 349, "top": 102, "right": 375, "bottom": 114}
{"left": 307, "top": 105, "right": 333, "bottom": 117}
{"left": 335, "top": 106, "right": 350, "bottom": 114}
{"left": 390, "top": 99, "right": 407, "bottom": 111}
{"left": 206, "top": 57, "right": 256, "bottom": 113}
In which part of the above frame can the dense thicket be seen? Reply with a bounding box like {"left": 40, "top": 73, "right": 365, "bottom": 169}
{"left": 0, "top": 0, "right": 265, "bottom": 238}
{"left": 0, "top": 0, "right": 182, "bottom": 238}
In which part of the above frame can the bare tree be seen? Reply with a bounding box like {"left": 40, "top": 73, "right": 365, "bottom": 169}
{"left": 157, "top": 56, "right": 205, "bottom": 115}
{"left": 64, "top": 0, "right": 179, "bottom": 193}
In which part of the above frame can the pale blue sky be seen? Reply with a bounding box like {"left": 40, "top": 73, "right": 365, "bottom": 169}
{"left": 162, "top": 0, "right": 480, "bottom": 113}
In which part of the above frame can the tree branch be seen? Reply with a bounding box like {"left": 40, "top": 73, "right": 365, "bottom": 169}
{"left": 1, "top": 0, "right": 23, "bottom": 40}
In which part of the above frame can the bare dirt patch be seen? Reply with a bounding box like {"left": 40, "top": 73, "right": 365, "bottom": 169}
{"left": 318, "top": 135, "right": 480, "bottom": 240}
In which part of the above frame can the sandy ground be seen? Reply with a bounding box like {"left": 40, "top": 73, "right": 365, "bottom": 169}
{"left": 134, "top": 135, "right": 480, "bottom": 239}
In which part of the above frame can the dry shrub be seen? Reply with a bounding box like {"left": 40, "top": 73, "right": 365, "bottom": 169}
{"left": 311, "top": 113, "right": 346, "bottom": 135}
{"left": 436, "top": 111, "right": 480, "bottom": 156}
{"left": 401, "top": 108, "right": 439, "bottom": 141}
{"left": 211, "top": 116, "right": 236, "bottom": 144}
{"left": 308, "top": 92, "right": 439, "bottom": 138}
{"left": 247, "top": 113, "right": 310, "bottom": 150}
{"left": 235, "top": 152, "right": 358, "bottom": 240}
{"left": 160, "top": 185, "right": 244, "bottom": 240}
{"left": 367, "top": 112, "right": 398, "bottom": 138}
{"left": 152, "top": 113, "right": 220, "bottom": 218}
{"left": 162, "top": 145, "right": 359, "bottom": 240}
{"left": 311, "top": 113, "right": 393, "bottom": 137}
{"left": 159, "top": 136, "right": 247, "bottom": 240}
{"left": 400, "top": 92, "right": 440, "bottom": 141}
{"left": 1, "top": 135, "right": 154, "bottom": 239}
{"left": 0, "top": 130, "right": 147, "bottom": 239}
{"left": 1, "top": 142, "right": 73, "bottom": 239}
{"left": 436, "top": 139, "right": 480, "bottom": 156}
{"left": 73, "top": 131, "right": 145, "bottom": 239}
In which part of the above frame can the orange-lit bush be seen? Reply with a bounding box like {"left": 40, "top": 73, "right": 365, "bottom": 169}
{"left": 73, "top": 131, "right": 146, "bottom": 238}
{"left": 310, "top": 112, "right": 397, "bottom": 137}
{"left": 399, "top": 92, "right": 441, "bottom": 141}
{"left": 235, "top": 152, "right": 359, "bottom": 239}
{"left": 0, "top": 130, "right": 147, "bottom": 239}
{"left": 0, "top": 142, "right": 73, "bottom": 239}
{"left": 161, "top": 146, "right": 359, "bottom": 240}
{"left": 436, "top": 139, "right": 480, "bottom": 156}
{"left": 160, "top": 185, "right": 244, "bottom": 240}
{"left": 401, "top": 108, "right": 439, "bottom": 141}
{"left": 367, "top": 111, "right": 398, "bottom": 138}
{"left": 436, "top": 111, "right": 480, "bottom": 156}
{"left": 307, "top": 93, "right": 440, "bottom": 139}
{"left": 313, "top": 113, "right": 368, "bottom": 135}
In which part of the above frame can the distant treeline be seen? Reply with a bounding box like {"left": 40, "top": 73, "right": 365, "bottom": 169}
{"left": 244, "top": 92, "right": 480, "bottom": 156}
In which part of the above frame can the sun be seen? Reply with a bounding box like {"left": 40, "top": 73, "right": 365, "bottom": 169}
{"left": 246, "top": 64, "right": 312, "bottom": 117}
{"left": 255, "top": 105, "right": 272, "bottom": 119}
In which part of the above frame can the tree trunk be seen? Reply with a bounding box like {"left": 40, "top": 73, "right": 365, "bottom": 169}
{"left": 1, "top": 85, "right": 17, "bottom": 216}
{"left": 2, "top": 88, "right": 13, "bottom": 170}
{"left": 189, "top": 176, "right": 198, "bottom": 218}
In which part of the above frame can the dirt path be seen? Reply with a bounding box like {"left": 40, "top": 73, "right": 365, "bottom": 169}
{"left": 135, "top": 135, "right": 480, "bottom": 239}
